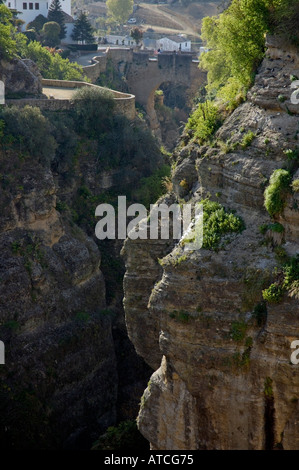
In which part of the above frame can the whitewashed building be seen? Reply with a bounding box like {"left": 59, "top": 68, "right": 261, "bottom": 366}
{"left": 156, "top": 35, "right": 191, "bottom": 52}
{"left": 63, "top": 11, "right": 76, "bottom": 44}
{"left": 4, "top": 0, "right": 72, "bottom": 30}
{"left": 106, "top": 35, "right": 138, "bottom": 47}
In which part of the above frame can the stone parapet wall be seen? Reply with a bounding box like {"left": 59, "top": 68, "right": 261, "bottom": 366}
{"left": 5, "top": 78, "right": 136, "bottom": 120}
{"left": 82, "top": 54, "right": 108, "bottom": 82}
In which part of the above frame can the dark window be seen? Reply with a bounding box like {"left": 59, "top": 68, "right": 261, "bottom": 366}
{"left": 23, "top": 3, "right": 27, "bottom": 9}
{"left": 8, "top": 2, "right": 11, "bottom": 6}
{"left": 35, "top": 2, "right": 39, "bottom": 8}
{"left": 29, "top": 2, "right": 33, "bottom": 9}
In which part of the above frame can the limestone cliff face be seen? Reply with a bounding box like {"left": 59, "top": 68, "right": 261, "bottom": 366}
{"left": 0, "top": 85, "right": 155, "bottom": 447}
{"left": 123, "top": 37, "right": 299, "bottom": 450}
{"left": 0, "top": 58, "right": 43, "bottom": 96}
{"left": 0, "top": 155, "right": 118, "bottom": 448}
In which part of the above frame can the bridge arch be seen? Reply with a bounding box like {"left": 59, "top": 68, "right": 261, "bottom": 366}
{"left": 125, "top": 52, "right": 206, "bottom": 133}
{"left": 83, "top": 49, "right": 206, "bottom": 133}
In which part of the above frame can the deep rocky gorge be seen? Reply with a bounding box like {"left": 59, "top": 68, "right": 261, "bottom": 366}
{"left": 0, "top": 152, "right": 153, "bottom": 449}
{"left": 1, "top": 32, "right": 299, "bottom": 451}
{"left": 0, "top": 60, "right": 156, "bottom": 449}
{"left": 122, "top": 36, "right": 299, "bottom": 450}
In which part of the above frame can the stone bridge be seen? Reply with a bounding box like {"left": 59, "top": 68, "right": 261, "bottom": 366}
{"left": 83, "top": 48, "right": 206, "bottom": 131}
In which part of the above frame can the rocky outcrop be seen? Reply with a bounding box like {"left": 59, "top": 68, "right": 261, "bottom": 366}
{"left": 123, "top": 37, "right": 299, "bottom": 450}
{"left": 0, "top": 154, "right": 118, "bottom": 448}
{"left": 0, "top": 58, "right": 43, "bottom": 96}
{"left": 122, "top": 195, "right": 178, "bottom": 371}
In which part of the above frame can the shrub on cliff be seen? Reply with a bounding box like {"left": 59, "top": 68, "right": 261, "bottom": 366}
{"left": 72, "top": 86, "right": 115, "bottom": 138}
{"left": 263, "top": 255, "right": 299, "bottom": 303}
{"left": 132, "top": 164, "right": 171, "bottom": 208}
{"left": 92, "top": 420, "right": 148, "bottom": 451}
{"left": 264, "top": 169, "right": 291, "bottom": 217}
{"left": 0, "top": 105, "right": 56, "bottom": 165}
{"left": 262, "top": 282, "right": 284, "bottom": 303}
{"left": 201, "top": 199, "right": 245, "bottom": 250}
{"left": 185, "top": 100, "right": 221, "bottom": 144}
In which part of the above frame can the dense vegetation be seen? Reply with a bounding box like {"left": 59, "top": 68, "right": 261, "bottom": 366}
{"left": 106, "top": 0, "right": 134, "bottom": 24}
{"left": 92, "top": 420, "right": 148, "bottom": 451}
{"left": 201, "top": 199, "right": 245, "bottom": 250}
{"left": 0, "top": 4, "right": 86, "bottom": 80}
{"left": 262, "top": 255, "right": 299, "bottom": 303}
{"left": 185, "top": 100, "right": 221, "bottom": 143}
{"left": 0, "top": 87, "right": 162, "bottom": 180}
{"left": 0, "top": 5, "right": 17, "bottom": 60}
{"left": 0, "top": 85, "right": 167, "bottom": 343}
{"left": 16, "top": 37, "right": 87, "bottom": 80}
{"left": 181, "top": 199, "right": 245, "bottom": 251}
{"left": 201, "top": 0, "right": 299, "bottom": 108}
{"left": 186, "top": 0, "right": 299, "bottom": 144}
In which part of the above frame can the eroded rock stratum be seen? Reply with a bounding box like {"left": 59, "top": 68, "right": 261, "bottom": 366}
{"left": 123, "top": 37, "right": 299, "bottom": 450}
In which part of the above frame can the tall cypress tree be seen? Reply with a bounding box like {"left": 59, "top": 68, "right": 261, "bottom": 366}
{"left": 71, "top": 12, "right": 94, "bottom": 44}
{"left": 47, "top": 0, "right": 66, "bottom": 39}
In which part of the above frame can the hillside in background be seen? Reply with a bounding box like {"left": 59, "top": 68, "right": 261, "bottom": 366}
{"left": 72, "top": 1, "right": 222, "bottom": 37}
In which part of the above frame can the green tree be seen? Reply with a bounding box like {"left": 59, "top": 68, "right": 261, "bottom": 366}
{"left": 106, "top": 0, "right": 134, "bottom": 24}
{"left": 27, "top": 14, "right": 48, "bottom": 33}
{"left": 18, "top": 40, "right": 86, "bottom": 80}
{"left": 199, "top": 0, "right": 299, "bottom": 110}
{"left": 130, "top": 27, "right": 143, "bottom": 45}
{"left": 9, "top": 8, "right": 25, "bottom": 31}
{"left": 71, "top": 12, "right": 94, "bottom": 44}
{"left": 0, "top": 5, "right": 16, "bottom": 60}
{"left": 47, "top": 0, "right": 66, "bottom": 39}
{"left": 41, "top": 21, "right": 61, "bottom": 47}
{"left": 200, "top": 0, "right": 270, "bottom": 107}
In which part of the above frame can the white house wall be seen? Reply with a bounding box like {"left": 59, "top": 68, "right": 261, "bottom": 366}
{"left": 62, "top": 22, "right": 76, "bottom": 44}
{"left": 4, "top": 0, "right": 71, "bottom": 30}
{"left": 60, "top": 0, "right": 71, "bottom": 16}
{"left": 5, "top": 0, "right": 48, "bottom": 28}
{"left": 106, "top": 35, "right": 136, "bottom": 46}
{"left": 156, "top": 38, "right": 191, "bottom": 52}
